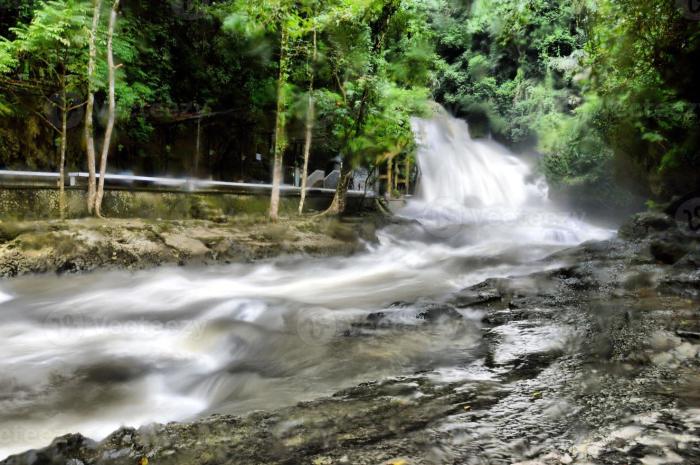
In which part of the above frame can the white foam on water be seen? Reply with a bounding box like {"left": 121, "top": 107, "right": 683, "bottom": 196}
{"left": 0, "top": 107, "right": 615, "bottom": 460}
{"left": 0, "top": 291, "right": 12, "bottom": 305}
{"left": 401, "top": 110, "right": 612, "bottom": 247}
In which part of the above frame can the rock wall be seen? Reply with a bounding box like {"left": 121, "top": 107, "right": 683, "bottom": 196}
{"left": 0, "top": 187, "right": 372, "bottom": 221}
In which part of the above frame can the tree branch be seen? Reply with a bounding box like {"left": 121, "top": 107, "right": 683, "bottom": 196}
{"left": 32, "top": 109, "right": 61, "bottom": 134}
{"left": 67, "top": 100, "right": 87, "bottom": 111}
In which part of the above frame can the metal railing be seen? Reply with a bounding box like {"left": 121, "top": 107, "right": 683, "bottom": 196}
{"left": 0, "top": 170, "right": 374, "bottom": 197}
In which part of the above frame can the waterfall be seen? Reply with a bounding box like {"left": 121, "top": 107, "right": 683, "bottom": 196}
{"left": 400, "top": 109, "right": 609, "bottom": 245}
{"left": 411, "top": 111, "right": 543, "bottom": 208}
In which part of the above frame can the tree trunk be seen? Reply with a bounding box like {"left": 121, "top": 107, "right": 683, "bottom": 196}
{"left": 94, "top": 0, "right": 119, "bottom": 217}
{"left": 269, "top": 24, "right": 289, "bottom": 221}
{"left": 325, "top": 163, "right": 352, "bottom": 215}
{"left": 298, "top": 25, "right": 317, "bottom": 215}
{"left": 58, "top": 80, "right": 67, "bottom": 220}
{"left": 322, "top": 68, "right": 370, "bottom": 216}
{"left": 85, "top": 0, "right": 101, "bottom": 214}
{"left": 322, "top": 1, "right": 398, "bottom": 216}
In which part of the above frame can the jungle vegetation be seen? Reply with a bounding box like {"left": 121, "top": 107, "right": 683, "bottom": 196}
{"left": 1, "top": 0, "right": 699, "bottom": 217}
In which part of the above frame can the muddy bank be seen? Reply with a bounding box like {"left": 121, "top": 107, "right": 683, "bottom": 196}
{"left": 0, "top": 215, "right": 385, "bottom": 278}
{"left": 2, "top": 210, "right": 700, "bottom": 465}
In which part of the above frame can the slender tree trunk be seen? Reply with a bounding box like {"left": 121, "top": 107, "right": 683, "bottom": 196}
{"left": 324, "top": 163, "right": 352, "bottom": 215}
{"left": 95, "top": 0, "right": 119, "bottom": 217}
{"left": 85, "top": 0, "right": 101, "bottom": 214}
{"left": 269, "top": 24, "right": 289, "bottom": 221}
{"left": 298, "top": 25, "right": 317, "bottom": 215}
{"left": 59, "top": 79, "right": 67, "bottom": 219}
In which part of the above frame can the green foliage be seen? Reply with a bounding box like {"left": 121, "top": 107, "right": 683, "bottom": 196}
{"left": 432, "top": 0, "right": 649, "bottom": 210}
{"left": 4, "top": 0, "right": 89, "bottom": 89}
{"left": 433, "top": 0, "right": 700, "bottom": 203}
{"left": 221, "top": 0, "right": 437, "bottom": 173}
{"left": 537, "top": 96, "right": 623, "bottom": 206}
{"left": 434, "top": 0, "right": 590, "bottom": 143}
{"left": 1, "top": 0, "right": 697, "bottom": 207}
{"left": 587, "top": 0, "right": 700, "bottom": 196}
{"left": 0, "top": 0, "right": 89, "bottom": 173}
{"left": 312, "top": 0, "right": 437, "bottom": 169}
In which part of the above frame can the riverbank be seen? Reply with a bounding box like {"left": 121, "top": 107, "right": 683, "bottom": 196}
{"left": 0, "top": 214, "right": 385, "bottom": 278}
{"left": 2, "top": 210, "right": 699, "bottom": 465}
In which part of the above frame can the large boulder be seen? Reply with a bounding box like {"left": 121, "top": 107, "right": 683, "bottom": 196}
{"left": 649, "top": 237, "right": 690, "bottom": 264}
{"left": 618, "top": 211, "right": 675, "bottom": 241}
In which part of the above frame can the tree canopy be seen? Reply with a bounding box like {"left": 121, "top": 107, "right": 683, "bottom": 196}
{"left": 1, "top": 0, "right": 699, "bottom": 215}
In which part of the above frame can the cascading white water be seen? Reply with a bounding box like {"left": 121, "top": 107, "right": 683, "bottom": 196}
{"left": 411, "top": 112, "right": 541, "bottom": 208}
{"left": 400, "top": 110, "right": 609, "bottom": 246}
{"left": 0, "top": 109, "right": 613, "bottom": 460}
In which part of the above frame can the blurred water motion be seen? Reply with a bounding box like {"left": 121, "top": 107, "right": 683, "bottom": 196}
{"left": 0, "top": 111, "right": 612, "bottom": 459}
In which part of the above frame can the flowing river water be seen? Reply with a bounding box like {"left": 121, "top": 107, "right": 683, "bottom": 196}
{"left": 0, "top": 112, "right": 615, "bottom": 460}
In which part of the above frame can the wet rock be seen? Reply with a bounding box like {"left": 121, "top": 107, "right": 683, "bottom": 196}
{"left": 657, "top": 269, "right": 700, "bottom": 298}
{"left": 674, "top": 249, "right": 700, "bottom": 269}
{"left": 3, "top": 434, "right": 96, "bottom": 465}
{"left": 366, "top": 311, "right": 386, "bottom": 323}
{"left": 677, "top": 330, "right": 700, "bottom": 340}
{"left": 0, "top": 216, "right": 381, "bottom": 278}
{"left": 161, "top": 233, "right": 210, "bottom": 258}
{"left": 453, "top": 292, "right": 503, "bottom": 309}
{"left": 547, "top": 239, "right": 632, "bottom": 263}
{"left": 481, "top": 309, "right": 528, "bottom": 325}
{"left": 450, "top": 279, "right": 506, "bottom": 308}
{"left": 618, "top": 211, "right": 675, "bottom": 241}
{"left": 622, "top": 270, "right": 657, "bottom": 290}
{"left": 650, "top": 237, "right": 689, "bottom": 264}
{"left": 648, "top": 331, "right": 682, "bottom": 351}
{"left": 506, "top": 350, "right": 565, "bottom": 378}
{"left": 4, "top": 210, "right": 700, "bottom": 465}
{"left": 416, "top": 305, "right": 462, "bottom": 322}
{"left": 324, "top": 222, "right": 358, "bottom": 242}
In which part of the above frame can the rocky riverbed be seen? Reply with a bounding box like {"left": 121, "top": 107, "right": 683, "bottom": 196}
{"left": 2, "top": 210, "right": 700, "bottom": 465}
{"left": 0, "top": 215, "right": 384, "bottom": 278}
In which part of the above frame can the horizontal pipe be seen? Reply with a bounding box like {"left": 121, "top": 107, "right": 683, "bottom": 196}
{"left": 0, "top": 170, "right": 375, "bottom": 197}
